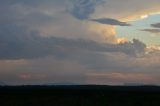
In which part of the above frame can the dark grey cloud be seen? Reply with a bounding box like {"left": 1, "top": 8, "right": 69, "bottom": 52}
{"left": 0, "top": 24, "right": 146, "bottom": 60}
{"left": 151, "top": 23, "right": 160, "bottom": 28}
{"left": 69, "top": 0, "right": 104, "bottom": 20}
{"left": 0, "top": 3, "right": 60, "bottom": 59}
{"left": 90, "top": 18, "right": 131, "bottom": 26}
{"left": 140, "top": 29, "right": 160, "bottom": 34}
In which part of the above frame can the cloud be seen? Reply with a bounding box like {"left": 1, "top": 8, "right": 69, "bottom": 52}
{"left": 0, "top": 26, "right": 146, "bottom": 60}
{"left": 140, "top": 22, "right": 160, "bottom": 35}
{"left": 0, "top": 2, "right": 147, "bottom": 60}
{"left": 69, "top": 0, "right": 104, "bottom": 20}
{"left": 0, "top": 0, "right": 116, "bottom": 43}
{"left": 1, "top": 50, "right": 160, "bottom": 85}
{"left": 141, "top": 29, "right": 160, "bottom": 34}
{"left": 0, "top": 4, "right": 144, "bottom": 60}
{"left": 1, "top": 0, "right": 160, "bottom": 44}
{"left": 151, "top": 23, "right": 160, "bottom": 28}
{"left": 0, "top": 35, "right": 159, "bottom": 85}
{"left": 90, "top": 18, "right": 131, "bottom": 26}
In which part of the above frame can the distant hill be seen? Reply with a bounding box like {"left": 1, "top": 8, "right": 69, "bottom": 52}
{"left": 123, "top": 83, "right": 158, "bottom": 86}
{"left": 46, "top": 82, "right": 77, "bottom": 85}
{"left": 0, "top": 81, "right": 5, "bottom": 86}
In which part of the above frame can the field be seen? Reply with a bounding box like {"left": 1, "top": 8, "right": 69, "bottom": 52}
{"left": 0, "top": 85, "right": 160, "bottom": 106}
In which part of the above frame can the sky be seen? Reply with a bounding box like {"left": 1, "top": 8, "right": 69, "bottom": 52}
{"left": 0, "top": 0, "right": 160, "bottom": 85}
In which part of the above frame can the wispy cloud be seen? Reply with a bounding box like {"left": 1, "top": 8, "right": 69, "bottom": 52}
{"left": 90, "top": 18, "right": 131, "bottom": 26}
{"left": 151, "top": 23, "right": 160, "bottom": 28}
{"left": 140, "top": 29, "right": 160, "bottom": 34}
{"left": 140, "top": 22, "right": 160, "bottom": 35}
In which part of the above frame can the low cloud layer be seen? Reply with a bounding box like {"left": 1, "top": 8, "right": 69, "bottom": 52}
{"left": 0, "top": 28, "right": 146, "bottom": 60}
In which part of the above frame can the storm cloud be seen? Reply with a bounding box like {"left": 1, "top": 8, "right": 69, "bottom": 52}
{"left": 0, "top": 0, "right": 160, "bottom": 85}
{"left": 0, "top": 28, "right": 146, "bottom": 60}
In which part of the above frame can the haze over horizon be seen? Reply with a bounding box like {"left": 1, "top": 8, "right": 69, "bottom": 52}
{"left": 0, "top": 0, "right": 160, "bottom": 85}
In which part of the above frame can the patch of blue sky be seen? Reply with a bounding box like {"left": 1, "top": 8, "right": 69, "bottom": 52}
{"left": 116, "top": 14, "right": 160, "bottom": 45}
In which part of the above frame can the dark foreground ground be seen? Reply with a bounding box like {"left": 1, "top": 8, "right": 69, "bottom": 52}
{"left": 0, "top": 85, "right": 160, "bottom": 106}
